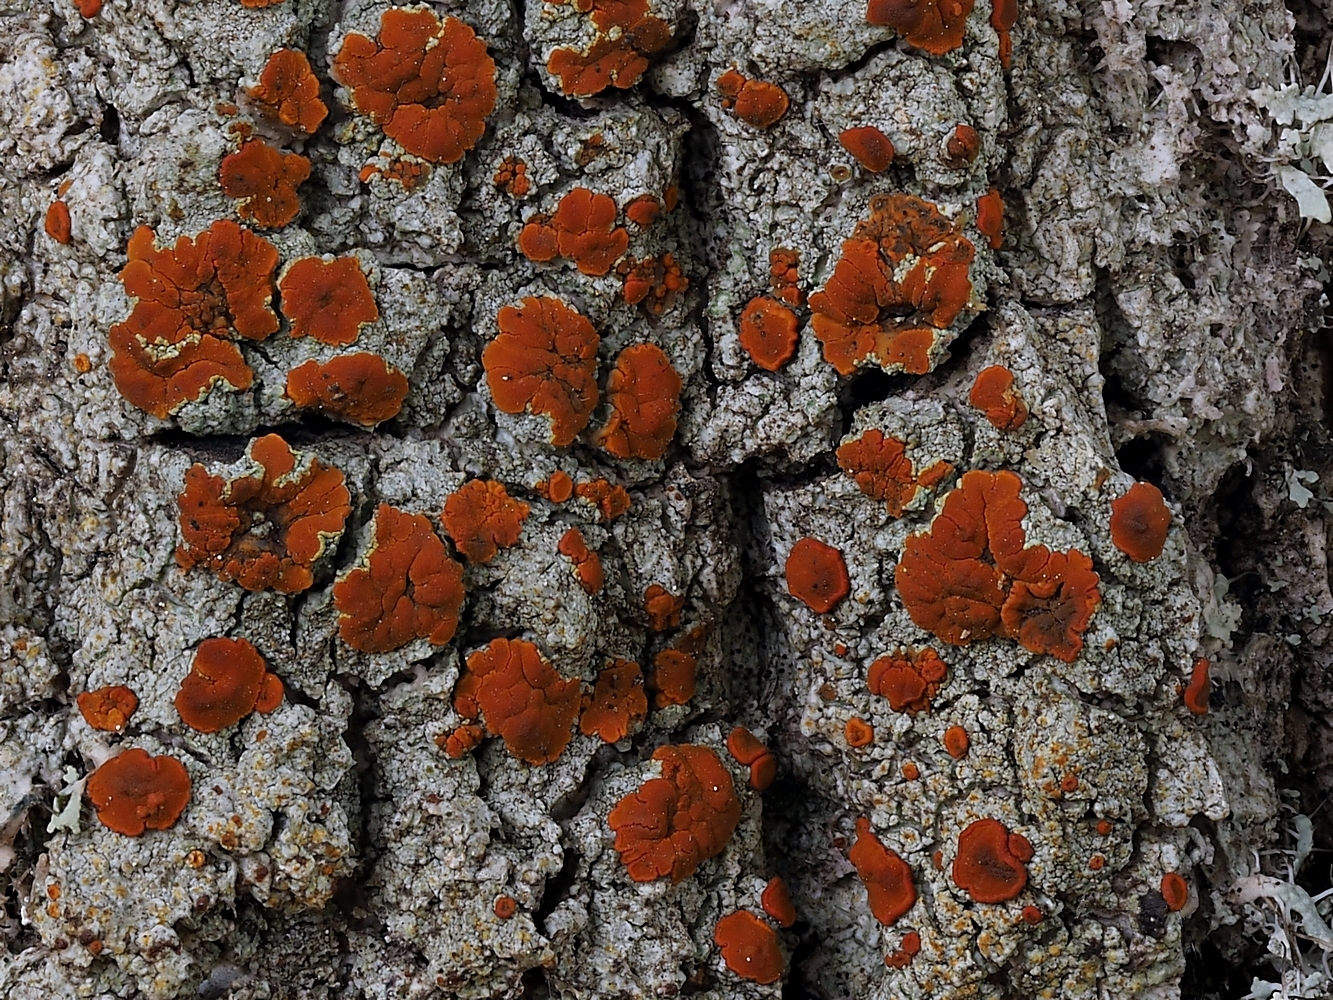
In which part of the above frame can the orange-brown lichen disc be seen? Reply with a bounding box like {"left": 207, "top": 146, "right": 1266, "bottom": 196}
{"left": 999, "top": 548, "right": 1101, "bottom": 662}
{"left": 643, "top": 584, "right": 685, "bottom": 631}
{"left": 285, "top": 354, "right": 408, "bottom": 427}
{"left": 713, "top": 911, "right": 784, "bottom": 985}
{"left": 901, "top": 761, "right": 920, "bottom": 780}
{"left": 575, "top": 479, "right": 632, "bottom": 520}
{"left": 333, "top": 504, "right": 466, "bottom": 653}
{"left": 1109, "top": 481, "right": 1172, "bottom": 562}
{"left": 726, "top": 726, "right": 768, "bottom": 766}
{"left": 650, "top": 647, "right": 697, "bottom": 707}
{"left": 219, "top": 138, "right": 311, "bottom": 229}
{"left": 546, "top": 3, "right": 672, "bottom": 97}
{"left": 952, "top": 818, "right": 1029, "bottom": 903}
{"left": 75, "top": 0, "right": 103, "bottom": 16}
{"left": 455, "top": 638, "right": 580, "bottom": 764}
{"left": 1089, "top": 854, "right": 1105, "bottom": 870}
{"left": 943, "top": 725, "right": 969, "bottom": 758}
{"left": 1095, "top": 818, "right": 1114, "bottom": 835}
{"left": 483, "top": 296, "right": 601, "bottom": 447}
{"left": 86, "top": 749, "right": 191, "bottom": 836}
{"left": 840, "top": 126, "right": 895, "bottom": 172}
{"left": 1160, "top": 872, "right": 1188, "bottom": 911}
{"left": 716, "top": 68, "right": 746, "bottom": 98}
{"left": 625, "top": 194, "right": 661, "bottom": 228}
{"left": 595, "top": 343, "right": 682, "bottom": 460}
{"left": 749, "top": 753, "right": 777, "bottom": 791}
{"left": 845, "top": 717, "right": 874, "bottom": 747}
{"left": 278, "top": 256, "right": 379, "bottom": 346}
{"left": 991, "top": 0, "right": 1017, "bottom": 66}
{"left": 738, "top": 297, "right": 800, "bottom": 372}
{"left": 442, "top": 723, "right": 484, "bottom": 758}
{"left": 1184, "top": 657, "right": 1210, "bottom": 715}
{"left": 255, "top": 672, "right": 284, "bottom": 713}
{"left": 249, "top": 49, "right": 328, "bottom": 134}
{"left": 77, "top": 685, "right": 139, "bottom": 732}
{"left": 442, "top": 479, "right": 530, "bottom": 563}
{"left": 579, "top": 659, "right": 647, "bottom": 743}
{"left": 969, "top": 365, "right": 1028, "bottom": 431}
{"left": 45, "top": 200, "right": 72, "bottom": 244}
{"left": 866, "top": 0, "right": 975, "bottom": 53}
{"left": 868, "top": 648, "right": 948, "bottom": 714}
{"left": 836, "top": 429, "right": 948, "bottom": 517}
{"left": 546, "top": 470, "right": 574, "bottom": 502}
{"left": 761, "top": 876, "right": 797, "bottom": 928}
{"left": 175, "top": 636, "right": 276, "bottom": 732}
{"left": 850, "top": 817, "right": 916, "bottom": 925}
{"left": 1060, "top": 773, "right": 1079, "bottom": 793}
{"left": 494, "top": 895, "right": 518, "bottom": 919}
{"left": 944, "top": 124, "right": 981, "bottom": 168}
{"left": 976, "top": 188, "right": 1005, "bottom": 249}
{"left": 785, "top": 537, "right": 851, "bottom": 614}
{"left": 519, "top": 187, "right": 630, "bottom": 276}
{"left": 557, "top": 527, "right": 605, "bottom": 594}
{"left": 1021, "top": 904, "right": 1043, "bottom": 924}
{"left": 733, "top": 79, "right": 790, "bottom": 128}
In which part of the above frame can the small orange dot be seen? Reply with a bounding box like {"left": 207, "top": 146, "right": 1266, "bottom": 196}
{"left": 46, "top": 884, "right": 61, "bottom": 900}
{"left": 932, "top": 850, "right": 944, "bottom": 871}
{"left": 72, "top": 353, "right": 91, "bottom": 374}
{"left": 185, "top": 850, "right": 207, "bottom": 869}
{"left": 1021, "top": 904, "right": 1043, "bottom": 925}
{"left": 1095, "top": 819, "right": 1113, "bottom": 836}
{"left": 833, "top": 642, "right": 849, "bottom": 656}
{"left": 943, "top": 725, "right": 969, "bottom": 758}
{"left": 1089, "top": 854, "right": 1105, "bottom": 870}
{"left": 1060, "top": 773, "right": 1079, "bottom": 793}
{"left": 87, "top": 939, "right": 102, "bottom": 954}
{"left": 844, "top": 717, "right": 874, "bottom": 747}
{"left": 901, "top": 761, "right": 920, "bottom": 781}
{"left": 494, "top": 895, "right": 518, "bottom": 919}
{"left": 818, "top": 683, "right": 837, "bottom": 701}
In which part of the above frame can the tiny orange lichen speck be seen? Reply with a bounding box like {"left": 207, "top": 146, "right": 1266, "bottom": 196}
{"left": 542, "top": 470, "right": 574, "bottom": 503}
{"left": 738, "top": 297, "right": 800, "bottom": 372}
{"left": 1184, "top": 657, "right": 1210, "bottom": 715}
{"left": 557, "top": 527, "right": 605, "bottom": 594}
{"left": 944, "top": 124, "right": 981, "bottom": 168}
{"left": 845, "top": 717, "right": 874, "bottom": 747}
{"left": 219, "top": 138, "right": 310, "bottom": 229}
{"left": 579, "top": 659, "right": 647, "bottom": 743}
{"left": 786, "top": 537, "right": 850, "bottom": 614}
{"left": 761, "top": 876, "right": 797, "bottom": 928}
{"left": 454, "top": 638, "right": 580, "bottom": 765}
{"left": 850, "top": 817, "right": 916, "bottom": 925}
{"left": 620, "top": 254, "right": 688, "bottom": 315}
{"left": 969, "top": 365, "right": 1027, "bottom": 430}
{"left": 45, "top": 200, "right": 72, "bottom": 244}
{"left": 442, "top": 479, "right": 530, "bottom": 564}
{"left": 87, "top": 749, "right": 191, "bottom": 837}
{"left": 1160, "top": 872, "right": 1188, "bottom": 911}
{"left": 1109, "top": 481, "right": 1172, "bottom": 563}
{"left": 643, "top": 583, "right": 684, "bottom": 631}
{"left": 769, "top": 248, "right": 803, "bottom": 306}
{"left": 976, "top": 188, "right": 1005, "bottom": 249}
{"left": 714, "top": 911, "right": 784, "bottom": 985}
{"left": 943, "top": 725, "right": 970, "bottom": 758}
{"left": 77, "top": 685, "right": 139, "bottom": 733}
{"left": 175, "top": 636, "right": 283, "bottom": 732}
{"left": 575, "top": 478, "right": 631, "bottom": 520}
{"left": 286, "top": 354, "right": 408, "bottom": 428}
{"left": 625, "top": 194, "right": 661, "bottom": 228}
{"left": 494, "top": 896, "right": 517, "bottom": 919}
{"left": 596, "top": 343, "right": 682, "bottom": 460}
{"left": 493, "top": 156, "right": 531, "bottom": 198}
{"left": 650, "top": 647, "right": 697, "bottom": 707}
{"left": 840, "top": 126, "right": 895, "bottom": 173}
{"left": 278, "top": 256, "right": 379, "bottom": 347}
{"left": 249, "top": 49, "right": 328, "bottom": 134}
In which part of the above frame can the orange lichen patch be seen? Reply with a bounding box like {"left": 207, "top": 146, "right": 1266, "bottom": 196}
{"left": 332, "top": 505, "right": 465, "bottom": 653}
{"left": 845, "top": 717, "right": 874, "bottom": 747}
{"left": 45, "top": 200, "right": 72, "bottom": 244}
{"left": 541, "top": 470, "right": 575, "bottom": 503}
{"left": 625, "top": 194, "right": 661, "bottom": 228}
{"left": 442, "top": 480, "right": 530, "bottom": 564}
{"left": 493, "top": 156, "right": 531, "bottom": 198}
{"left": 77, "top": 685, "right": 139, "bottom": 733}
{"left": 255, "top": 673, "right": 284, "bottom": 713}
{"left": 1059, "top": 773, "right": 1079, "bottom": 793}
{"left": 86, "top": 749, "right": 191, "bottom": 836}
{"left": 1160, "top": 872, "right": 1188, "bottom": 911}
{"left": 1183, "top": 657, "right": 1211, "bottom": 715}
{"left": 332, "top": 7, "right": 497, "bottom": 164}
{"left": 453, "top": 638, "right": 580, "bottom": 764}
{"left": 608, "top": 743, "right": 741, "bottom": 882}
{"left": 73, "top": 353, "right": 92, "bottom": 374}
{"left": 579, "top": 659, "right": 647, "bottom": 742}
{"left": 726, "top": 726, "right": 767, "bottom": 766}
{"left": 650, "top": 648, "right": 697, "bottom": 707}
{"left": 991, "top": 0, "right": 1017, "bottom": 67}
{"left": 866, "top": 0, "right": 974, "bottom": 53}
{"left": 836, "top": 429, "right": 953, "bottom": 517}
{"left": 809, "top": 194, "right": 974, "bottom": 376}
{"left": 896, "top": 469, "right": 1100, "bottom": 661}
{"left": 75, "top": 0, "right": 102, "bottom": 16}
{"left": 1088, "top": 854, "right": 1105, "bottom": 870}
{"left": 557, "top": 527, "right": 605, "bottom": 594}
{"left": 494, "top": 896, "right": 518, "bottom": 919}
{"left": 840, "top": 126, "right": 895, "bottom": 173}
{"left": 714, "top": 911, "right": 784, "bottom": 985}
{"left": 440, "top": 723, "right": 484, "bottom": 758}
{"left": 943, "top": 725, "right": 969, "bottom": 758}
{"left": 278, "top": 256, "right": 378, "bottom": 347}
{"left": 868, "top": 648, "right": 948, "bottom": 713}
{"left": 643, "top": 584, "right": 685, "bottom": 631}
{"left": 850, "top": 818, "right": 916, "bottom": 925}
{"left": 749, "top": 753, "right": 777, "bottom": 791}
{"left": 285, "top": 354, "right": 409, "bottom": 427}
{"left": 976, "top": 188, "right": 1005, "bottom": 249}
{"left": 619, "top": 254, "right": 689, "bottom": 315}
{"left": 716, "top": 70, "right": 790, "bottom": 128}
{"left": 953, "top": 818, "right": 1030, "bottom": 903}
{"left": 969, "top": 365, "right": 1028, "bottom": 431}
{"left": 248, "top": 49, "right": 328, "bottom": 134}
{"left": 738, "top": 297, "right": 800, "bottom": 372}
{"left": 358, "top": 155, "right": 429, "bottom": 190}
{"left": 219, "top": 138, "right": 310, "bottom": 229}
{"left": 785, "top": 537, "right": 851, "bottom": 614}
{"left": 175, "top": 636, "right": 283, "bottom": 732}
{"left": 901, "top": 761, "right": 920, "bottom": 780}
{"left": 1109, "top": 481, "right": 1172, "bottom": 563}
{"left": 1021, "top": 904, "right": 1043, "bottom": 924}
{"left": 546, "top": 0, "right": 672, "bottom": 96}
{"left": 596, "top": 343, "right": 682, "bottom": 460}
{"left": 1095, "top": 818, "right": 1114, "bottom": 836}
{"left": 483, "top": 296, "right": 601, "bottom": 446}
{"left": 769, "top": 248, "right": 803, "bottom": 307}
{"left": 575, "top": 479, "right": 631, "bottom": 520}
{"left": 518, "top": 188, "right": 630, "bottom": 276}
{"left": 176, "top": 433, "right": 351, "bottom": 593}
{"left": 944, "top": 124, "right": 981, "bottom": 168}
{"left": 109, "top": 220, "right": 278, "bottom": 417}
{"left": 886, "top": 929, "right": 922, "bottom": 968}
{"left": 762, "top": 876, "right": 797, "bottom": 928}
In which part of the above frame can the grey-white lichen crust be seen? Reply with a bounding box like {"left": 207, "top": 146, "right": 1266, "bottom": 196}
{"left": 0, "top": 0, "right": 1323, "bottom": 996}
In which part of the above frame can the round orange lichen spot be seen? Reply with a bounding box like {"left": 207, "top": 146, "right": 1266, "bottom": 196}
{"left": 176, "top": 637, "right": 283, "bottom": 732}
{"left": 176, "top": 434, "right": 351, "bottom": 593}
{"left": 840, "top": 126, "right": 895, "bottom": 173}
{"left": 850, "top": 817, "right": 916, "bottom": 925}
{"left": 493, "top": 156, "right": 530, "bottom": 198}
{"left": 483, "top": 296, "right": 601, "bottom": 447}
{"left": 286, "top": 354, "right": 408, "bottom": 427}
{"left": 454, "top": 638, "right": 580, "bottom": 765}
{"left": 837, "top": 429, "right": 952, "bottom": 518}
{"left": 749, "top": 753, "right": 777, "bottom": 791}
{"left": 518, "top": 187, "right": 630, "bottom": 276}
{"left": 278, "top": 256, "right": 379, "bottom": 347}
{"left": 1109, "top": 481, "right": 1172, "bottom": 563}
{"left": 733, "top": 79, "right": 790, "bottom": 129}
{"left": 845, "top": 717, "right": 874, "bottom": 748}
{"left": 625, "top": 194, "right": 661, "bottom": 228}
{"left": 762, "top": 876, "right": 797, "bottom": 928}
{"left": 219, "top": 138, "right": 310, "bottom": 229}
{"left": 643, "top": 584, "right": 685, "bottom": 631}
{"left": 868, "top": 648, "right": 947, "bottom": 714}
{"left": 45, "top": 200, "right": 72, "bottom": 244}
{"left": 727, "top": 726, "right": 768, "bottom": 766}
{"left": 738, "top": 297, "right": 800, "bottom": 372}
{"left": 86, "top": 749, "right": 191, "bottom": 836}
{"left": 976, "top": 188, "right": 1005, "bottom": 249}
{"left": 333, "top": 504, "right": 465, "bottom": 653}
{"left": 1021, "top": 904, "right": 1043, "bottom": 924}
{"left": 785, "top": 537, "right": 851, "bottom": 614}
{"left": 943, "top": 725, "right": 969, "bottom": 758}
{"left": 494, "top": 895, "right": 518, "bottom": 919}
{"left": 579, "top": 659, "right": 647, "bottom": 743}
{"left": 77, "top": 685, "right": 139, "bottom": 733}
{"left": 867, "top": 0, "right": 975, "bottom": 53}
{"left": 953, "top": 818, "right": 1030, "bottom": 903}
{"left": 714, "top": 910, "right": 784, "bottom": 985}
{"left": 546, "top": 0, "right": 672, "bottom": 97}
{"left": 1088, "top": 854, "right": 1105, "bottom": 870}
{"left": 1184, "top": 657, "right": 1210, "bottom": 715}
{"left": 441, "top": 723, "right": 484, "bottom": 758}
{"left": 595, "top": 343, "right": 682, "bottom": 460}
{"left": 969, "top": 365, "right": 1028, "bottom": 431}
{"left": 442, "top": 479, "right": 530, "bottom": 563}
{"left": 999, "top": 549, "right": 1101, "bottom": 662}
{"left": 544, "top": 470, "right": 574, "bottom": 503}
{"left": 255, "top": 672, "right": 284, "bottom": 713}
{"left": 75, "top": 0, "right": 102, "bottom": 16}
{"left": 575, "top": 479, "right": 632, "bottom": 520}
{"left": 332, "top": 7, "right": 498, "bottom": 164}
{"left": 609, "top": 743, "right": 741, "bottom": 882}
{"left": 886, "top": 929, "right": 923, "bottom": 967}
{"left": 557, "top": 527, "right": 605, "bottom": 594}
{"left": 650, "top": 647, "right": 697, "bottom": 707}
{"left": 1095, "top": 818, "right": 1114, "bottom": 836}
{"left": 1160, "top": 872, "right": 1188, "bottom": 911}
{"left": 901, "top": 761, "right": 920, "bottom": 781}
{"left": 944, "top": 124, "right": 981, "bottom": 168}
{"left": 1060, "top": 772, "right": 1079, "bottom": 793}
{"left": 249, "top": 49, "right": 328, "bottom": 134}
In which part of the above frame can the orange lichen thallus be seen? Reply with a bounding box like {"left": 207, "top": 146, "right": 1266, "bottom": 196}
{"left": 992, "top": 0, "right": 1018, "bottom": 67}
{"left": 943, "top": 725, "right": 970, "bottom": 758}
{"left": 952, "top": 818, "right": 1033, "bottom": 902}
{"left": 333, "top": 505, "right": 465, "bottom": 653}
{"left": 442, "top": 479, "right": 530, "bottom": 563}
{"left": 176, "top": 433, "right": 352, "bottom": 593}
{"left": 715, "top": 68, "right": 790, "bottom": 128}
{"left": 643, "top": 584, "right": 685, "bottom": 632}
{"left": 249, "top": 49, "right": 328, "bottom": 134}
{"left": 493, "top": 156, "right": 531, "bottom": 198}
{"left": 885, "top": 930, "right": 922, "bottom": 968}
{"left": 944, "top": 124, "right": 981, "bottom": 168}
{"left": 176, "top": 637, "right": 283, "bottom": 732}
{"left": 625, "top": 194, "right": 661, "bottom": 228}
{"left": 976, "top": 188, "right": 1005, "bottom": 249}
{"left": 77, "top": 685, "right": 139, "bottom": 732}
{"left": 738, "top": 297, "right": 800, "bottom": 372}
{"left": 454, "top": 638, "right": 580, "bottom": 764}
{"left": 726, "top": 726, "right": 777, "bottom": 790}
{"left": 576, "top": 478, "right": 632, "bottom": 520}
{"left": 850, "top": 817, "right": 916, "bottom": 924}
{"left": 969, "top": 365, "right": 1028, "bottom": 430}
{"left": 482, "top": 296, "right": 601, "bottom": 446}
{"left": 1184, "top": 657, "right": 1210, "bottom": 714}
{"left": 620, "top": 254, "right": 688, "bottom": 315}
{"left": 1109, "top": 481, "right": 1172, "bottom": 562}
{"left": 1160, "top": 872, "right": 1188, "bottom": 911}
{"left": 769, "top": 248, "right": 803, "bottom": 306}
{"left": 595, "top": 343, "right": 683, "bottom": 460}
{"left": 809, "top": 194, "right": 974, "bottom": 376}
{"left": 278, "top": 256, "right": 379, "bottom": 346}
{"left": 836, "top": 429, "right": 953, "bottom": 517}
{"left": 845, "top": 717, "right": 874, "bottom": 747}
{"left": 785, "top": 537, "right": 851, "bottom": 613}
{"left": 45, "top": 199, "right": 72, "bottom": 244}
{"left": 896, "top": 470, "right": 1100, "bottom": 662}
{"left": 87, "top": 749, "right": 191, "bottom": 836}
{"left": 840, "top": 126, "right": 895, "bottom": 172}
{"left": 608, "top": 744, "right": 741, "bottom": 881}
{"left": 867, "top": 0, "right": 975, "bottom": 53}
{"left": 557, "top": 527, "right": 604, "bottom": 594}
{"left": 109, "top": 220, "right": 279, "bottom": 417}
{"left": 332, "top": 7, "right": 497, "bottom": 164}
{"left": 518, "top": 187, "right": 630, "bottom": 276}
{"left": 285, "top": 354, "right": 408, "bottom": 428}
{"left": 762, "top": 876, "right": 797, "bottom": 928}
{"left": 649, "top": 628, "right": 704, "bottom": 707}
{"left": 714, "top": 911, "right": 784, "bottom": 985}
{"left": 868, "top": 648, "right": 948, "bottom": 713}
{"left": 579, "top": 659, "right": 647, "bottom": 743}
{"left": 547, "top": 0, "right": 673, "bottom": 96}
{"left": 219, "top": 138, "right": 310, "bottom": 229}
